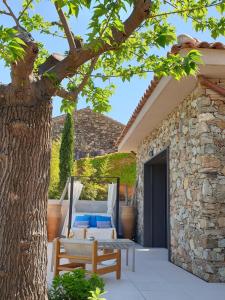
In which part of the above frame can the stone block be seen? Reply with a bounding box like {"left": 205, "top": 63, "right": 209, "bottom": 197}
{"left": 201, "top": 238, "right": 218, "bottom": 249}
{"left": 196, "top": 96, "right": 211, "bottom": 107}
{"left": 201, "top": 155, "right": 221, "bottom": 168}
{"left": 200, "top": 135, "right": 214, "bottom": 144}
{"left": 202, "top": 180, "right": 213, "bottom": 196}
{"left": 183, "top": 177, "right": 189, "bottom": 189}
{"left": 205, "top": 264, "right": 214, "bottom": 274}
{"left": 190, "top": 239, "right": 195, "bottom": 250}
{"left": 216, "top": 184, "right": 225, "bottom": 201}
{"left": 200, "top": 219, "right": 208, "bottom": 229}
{"left": 209, "top": 119, "right": 225, "bottom": 130}
{"left": 218, "top": 217, "right": 225, "bottom": 227}
{"left": 186, "top": 189, "right": 192, "bottom": 200}
{"left": 218, "top": 239, "right": 225, "bottom": 248}
{"left": 221, "top": 166, "right": 225, "bottom": 176}
{"left": 218, "top": 267, "right": 225, "bottom": 278}
{"left": 203, "top": 144, "right": 216, "bottom": 154}
{"left": 203, "top": 249, "right": 224, "bottom": 261}
{"left": 198, "top": 113, "right": 215, "bottom": 122}
{"left": 218, "top": 105, "right": 225, "bottom": 115}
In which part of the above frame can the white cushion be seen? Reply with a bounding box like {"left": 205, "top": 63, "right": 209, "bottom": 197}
{"left": 86, "top": 228, "right": 116, "bottom": 240}
{"left": 70, "top": 228, "right": 85, "bottom": 240}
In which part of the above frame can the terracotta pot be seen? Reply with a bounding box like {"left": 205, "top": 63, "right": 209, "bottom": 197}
{"left": 119, "top": 184, "right": 134, "bottom": 201}
{"left": 121, "top": 206, "right": 136, "bottom": 239}
{"left": 47, "top": 200, "right": 62, "bottom": 242}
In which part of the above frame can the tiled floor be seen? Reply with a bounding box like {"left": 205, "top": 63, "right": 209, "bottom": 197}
{"left": 48, "top": 244, "right": 225, "bottom": 300}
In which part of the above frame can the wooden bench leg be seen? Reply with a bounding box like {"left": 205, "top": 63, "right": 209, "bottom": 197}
{"left": 116, "top": 250, "right": 121, "bottom": 280}
{"left": 92, "top": 241, "right": 98, "bottom": 274}
{"left": 54, "top": 238, "right": 60, "bottom": 277}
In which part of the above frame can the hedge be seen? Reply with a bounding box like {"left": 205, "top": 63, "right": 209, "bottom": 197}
{"left": 75, "top": 152, "right": 136, "bottom": 187}
{"left": 48, "top": 139, "right": 136, "bottom": 199}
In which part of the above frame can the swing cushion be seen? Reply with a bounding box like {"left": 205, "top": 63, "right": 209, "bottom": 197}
{"left": 84, "top": 215, "right": 97, "bottom": 227}
{"left": 96, "top": 215, "right": 112, "bottom": 228}
{"left": 73, "top": 215, "right": 90, "bottom": 228}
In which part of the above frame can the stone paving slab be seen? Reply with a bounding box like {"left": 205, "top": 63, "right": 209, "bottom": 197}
{"left": 48, "top": 244, "right": 225, "bottom": 300}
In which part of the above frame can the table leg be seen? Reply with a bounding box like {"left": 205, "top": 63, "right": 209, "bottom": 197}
{"left": 126, "top": 248, "right": 129, "bottom": 266}
{"left": 132, "top": 247, "right": 135, "bottom": 272}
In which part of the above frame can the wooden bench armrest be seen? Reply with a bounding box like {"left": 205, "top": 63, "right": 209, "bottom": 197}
{"left": 97, "top": 252, "right": 118, "bottom": 263}
{"left": 58, "top": 254, "right": 91, "bottom": 261}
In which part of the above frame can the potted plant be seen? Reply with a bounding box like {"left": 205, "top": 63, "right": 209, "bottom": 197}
{"left": 47, "top": 199, "right": 62, "bottom": 242}
{"left": 121, "top": 184, "right": 137, "bottom": 240}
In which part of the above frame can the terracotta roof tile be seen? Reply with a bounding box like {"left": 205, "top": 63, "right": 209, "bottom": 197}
{"left": 117, "top": 40, "right": 225, "bottom": 146}
{"left": 170, "top": 40, "right": 225, "bottom": 54}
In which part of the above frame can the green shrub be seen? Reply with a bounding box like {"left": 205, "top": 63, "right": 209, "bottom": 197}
{"left": 88, "top": 288, "right": 106, "bottom": 300}
{"left": 79, "top": 156, "right": 99, "bottom": 200}
{"left": 48, "top": 269, "right": 105, "bottom": 300}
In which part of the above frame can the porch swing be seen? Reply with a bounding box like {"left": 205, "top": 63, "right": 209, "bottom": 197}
{"left": 59, "top": 176, "right": 120, "bottom": 240}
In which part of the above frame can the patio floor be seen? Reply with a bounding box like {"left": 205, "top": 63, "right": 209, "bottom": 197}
{"left": 47, "top": 243, "right": 225, "bottom": 300}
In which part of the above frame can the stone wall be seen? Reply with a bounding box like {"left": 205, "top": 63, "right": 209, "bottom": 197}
{"left": 136, "top": 79, "right": 225, "bottom": 282}
{"left": 52, "top": 107, "right": 124, "bottom": 159}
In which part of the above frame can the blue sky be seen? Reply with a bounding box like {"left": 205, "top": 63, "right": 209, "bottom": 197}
{"left": 0, "top": 1, "right": 224, "bottom": 125}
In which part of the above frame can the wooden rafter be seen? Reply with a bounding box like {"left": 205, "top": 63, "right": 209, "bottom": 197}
{"left": 198, "top": 75, "right": 225, "bottom": 97}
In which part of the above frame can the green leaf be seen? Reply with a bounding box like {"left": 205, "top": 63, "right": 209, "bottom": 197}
{"left": 60, "top": 99, "right": 76, "bottom": 114}
{"left": 0, "top": 27, "right": 26, "bottom": 64}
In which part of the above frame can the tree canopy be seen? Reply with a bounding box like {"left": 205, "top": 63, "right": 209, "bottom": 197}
{"left": 0, "top": 0, "right": 224, "bottom": 114}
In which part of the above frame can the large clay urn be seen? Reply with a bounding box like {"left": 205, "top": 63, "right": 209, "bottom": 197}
{"left": 47, "top": 200, "right": 62, "bottom": 242}
{"left": 121, "top": 205, "right": 136, "bottom": 239}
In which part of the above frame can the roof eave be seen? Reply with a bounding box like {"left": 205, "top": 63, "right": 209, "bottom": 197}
{"left": 118, "top": 48, "right": 225, "bottom": 152}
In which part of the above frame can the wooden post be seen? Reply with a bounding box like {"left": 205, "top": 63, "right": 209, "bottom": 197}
{"left": 116, "top": 249, "right": 121, "bottom": 280}
{"left": 54, "top": 238, "right": 60, "bottom": 277}
{"left": 92, "top": 241, "right": 98, "bottom": 274}
{"left": 116, "top": 177, "right": 120, "bottom": 235}
{"left": 67, "top": 176, "right": 74, "bottom": 237}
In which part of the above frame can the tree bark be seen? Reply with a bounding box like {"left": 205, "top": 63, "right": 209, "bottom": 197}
{"left": 0, "top": 98, "right": 52, "bottom": 299}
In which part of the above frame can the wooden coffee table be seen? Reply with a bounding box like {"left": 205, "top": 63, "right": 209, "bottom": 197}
{"left": 98, "top": 239, "right": 136, "bottom": 272}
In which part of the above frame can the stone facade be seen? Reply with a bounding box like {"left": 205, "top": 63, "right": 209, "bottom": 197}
{"left": 136, "top": 79, "right": 225, "bottom": 282}
{"left": 52, "top": 107, "right": 124, "bottom": 159}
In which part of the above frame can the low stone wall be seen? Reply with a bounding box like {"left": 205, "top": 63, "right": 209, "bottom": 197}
{"left": 136, "top": 79, "right": 225, "bottom": 282}
{"left": 75, "top": 200, "right": 107, "bottom": 213}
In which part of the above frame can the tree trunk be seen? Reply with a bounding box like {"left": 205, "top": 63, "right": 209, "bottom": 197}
{"left": 0, "top": 99, "right": 52, "bottom": 299}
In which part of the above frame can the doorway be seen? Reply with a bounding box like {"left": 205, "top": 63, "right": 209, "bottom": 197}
{"left": 143, "top": 148, "right": 170, "bottom": 253}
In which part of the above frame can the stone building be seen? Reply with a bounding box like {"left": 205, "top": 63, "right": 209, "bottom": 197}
{"left": 52, "top": 107, "right": 124, "bottom": 159}
{"left": 117, "top": 39, "right": 225, "bottom": 282}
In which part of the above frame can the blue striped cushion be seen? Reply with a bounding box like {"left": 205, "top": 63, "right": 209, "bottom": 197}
{"left": 73, "top": 215, "right": 90, "bottom": 228}
{"left": 96, "top": 216, "right": 112, "bottom": 228}
{"left": 84, "top": 215, "right": 97, "bottom": 227}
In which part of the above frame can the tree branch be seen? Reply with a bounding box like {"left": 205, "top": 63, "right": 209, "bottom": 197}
{"left": 45, "top": 0, "right": 222, "bottom": 85}
{"left": 11, "top": 32, "right": 39, "bottom": 86}
{"left": 54, "top": 1, "right": 76, "bottom": 54}
{"left": 76, "top": 57, "right": 98, "bottom": 95}
{"left": 3, "top": 0, "right": 20, "bottom": 26}
{"left": 149, "top": 1, "right": 223, "bottom": 19}
{"left": 18, "top": 0, "right": 33, "bottom": 21}
{"left": 55, "top": 57, "right": 98, "bottom": 102}
{"left": 47, "top": 0, "right": 152, "bottom": 82}
{"left": 77, "top": 68, "right": 154, "bottom": 79}
{"left": 0, "top": 9, "right": 10, "bottom": 16}
{"left": 55, "top": 87, "right": 78, "bottom": 102}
